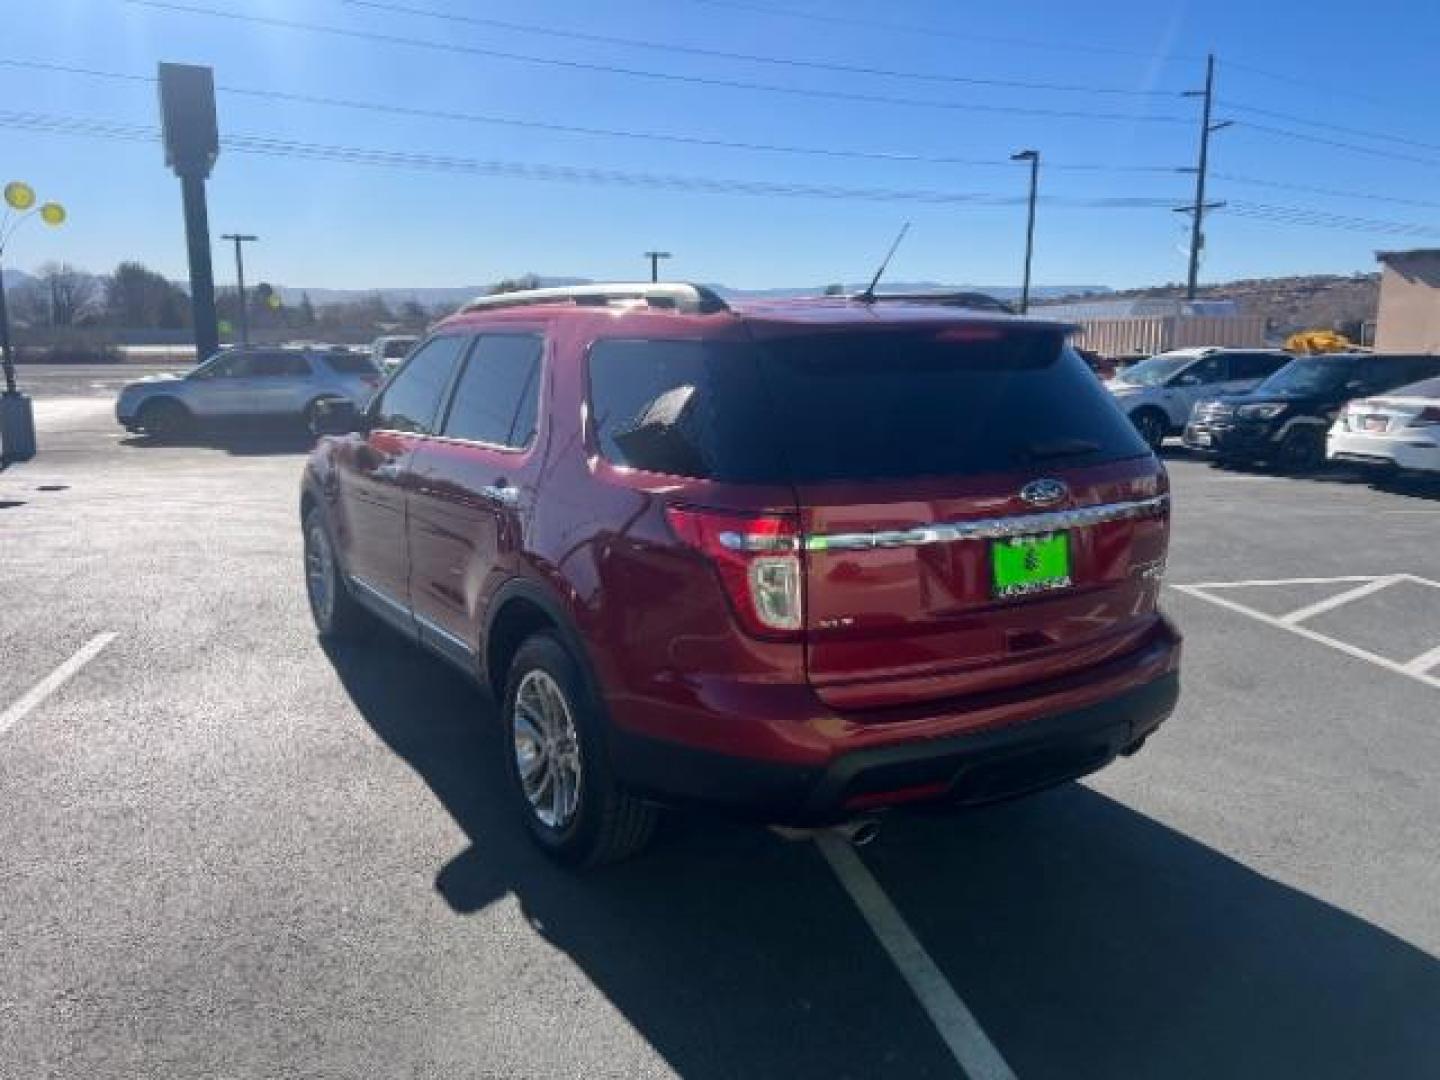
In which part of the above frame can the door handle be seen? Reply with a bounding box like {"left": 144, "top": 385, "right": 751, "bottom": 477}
{"left": 482, "top": 481, "right": 520, "bottom": 506}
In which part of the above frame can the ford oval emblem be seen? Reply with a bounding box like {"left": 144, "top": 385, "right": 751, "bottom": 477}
{"left": 1020, "top": 478, "right": 1068, "bottom": 507}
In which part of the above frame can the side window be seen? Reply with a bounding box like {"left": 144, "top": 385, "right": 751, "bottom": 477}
{"left": 372, "top": 335, "right": 469, "bottom": 434}
{"left": 250, "top": 353, "right": 311, "bottom": 377}
{"left": 441, "top": 335, "right": 543, "bottom": 449}
{"left": 1232, "top": 353, "right": 1280, "bottom": 380}
{"left": 1357, "top": 360, "right": 1407, "bottom": 393}
{"left": 1183, "top": 356, "right": 1226, "bottom": 384}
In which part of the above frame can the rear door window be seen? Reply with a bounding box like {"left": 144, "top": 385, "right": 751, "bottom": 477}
{"left": 440, "top": 334, "right": 543, "bottom": 449}
{"left": 1231, "top": 353, "right": 1286, "bottom": 380}
{"left": 588, "top": 328, "right": 1149, "bottom": 483}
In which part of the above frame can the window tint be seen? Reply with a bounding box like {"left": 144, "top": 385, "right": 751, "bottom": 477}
{"left": 249, "top": 352, "right": 311, "bottom": 377}
{"left": 323, "top": 352, "right": 379, "bottom": 375}
{"left": 1362, "top": 357, "right": 1440, "bottom": 393}
{"left": 441, "top": 335, "right": 543, "bottom": 449}
{"left": 588, "top": 330, "right": 1149, "bottom": 483}
{"left": 589, "top": 339, "right": 780, "bottom": 480}
{"left": 373, "top": 335, "right": 468, "bottom": 434}
{"left": 1184, "top": 356, "right": 1226, "bottom": 384}
{"left": 1231, "top": 353, "right": 1286, "bottom": 380}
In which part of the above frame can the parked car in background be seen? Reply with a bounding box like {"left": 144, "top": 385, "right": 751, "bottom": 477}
{"left": 301, "top": 282, "right": 1180, "bottom": 866}
{"left": 1106, "top": 347, "right": 1290, "bottom": 449}
{"left": 370, "top": 334, "right": 419, "bottom": 372}
{"left": 117, "top": 345, "right": 383, "bottom": 439}
{"left": 1184, "top": 354, "right": 1440, "bottom": 471}
{"left": 1327, "top": 375, "right": 1440, "bottom": 478}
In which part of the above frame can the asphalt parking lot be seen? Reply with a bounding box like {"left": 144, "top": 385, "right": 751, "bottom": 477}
{"left": 3, "top": 364, "right": 1438, "bottom": 1079}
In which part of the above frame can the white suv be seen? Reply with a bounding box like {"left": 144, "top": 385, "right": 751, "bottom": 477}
{"left": 117, "top": 346, "right": 383, "bottom": 439}
{"left": 1107, "top": 348, "right": 1289, "bottom": 448}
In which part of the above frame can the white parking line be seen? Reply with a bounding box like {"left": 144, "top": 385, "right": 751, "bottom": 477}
{"left": 1403, "top": 642, "right": 1440, "bottom": 676}
{"left": 0, "top": 633, "right": 117, "bottom": 739}
{"left": 1279, "top": 575, "right": 1402, "bottom": 625}
{"left": 816, "top": 833, "right": 1018, "bottom": 1080}
{"left": 1170, "top": 583, "right": 1440, "bottom": 692}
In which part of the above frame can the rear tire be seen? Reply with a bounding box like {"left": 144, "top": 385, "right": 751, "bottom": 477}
{"left": 304, "top": 397, "right": 343, "bottom": 438}
{"left": 303, "top": 507, "right": 369, "bottom": 640}
{"left": 1130, "top": 408, "right": 1169, "bottom": 451}
{"left": 502, "top": 632, "right": 657, "bottom": 867}
{"left": 137, "top": 398, "right": 192, "bottom": 442}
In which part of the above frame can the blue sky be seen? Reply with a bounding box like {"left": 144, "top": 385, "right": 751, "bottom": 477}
{"left": 3, "top": 0, "right": 1438, "bottom": 291}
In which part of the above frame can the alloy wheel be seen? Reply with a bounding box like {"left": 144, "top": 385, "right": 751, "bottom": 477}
{"left": 512, "top": 669, "right": 584, "bottom": 829}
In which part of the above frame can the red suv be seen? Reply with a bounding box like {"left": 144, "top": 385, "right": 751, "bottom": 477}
{"left": 301, "top": 284, "right": 1180, "bottom": 865}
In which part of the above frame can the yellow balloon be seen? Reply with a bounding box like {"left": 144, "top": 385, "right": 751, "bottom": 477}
{"left": 4, "top": 181, "right": 36, "bottom": 211}
{"left": 40, "top": 203, "right": 66, "bottom": 226}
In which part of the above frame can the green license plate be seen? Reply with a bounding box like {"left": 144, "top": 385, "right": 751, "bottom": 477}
{"left": 991, "top": 533, "right": 1072, "bottom": 598}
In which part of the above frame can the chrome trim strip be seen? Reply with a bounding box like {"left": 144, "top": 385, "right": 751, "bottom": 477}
{"left": 804, "top": 495, "right": 1169, "bottom": 553}
{"left": 415, "top": 612, "right": 476, "bottom": 656}
{"left": 347, "top": 574, "right": 409, "bottom": 615}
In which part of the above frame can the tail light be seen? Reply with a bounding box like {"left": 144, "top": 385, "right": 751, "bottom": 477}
{"left": 1407, "top": 407, "right": 1440, "bottom": 427}
{"left": 665, "top": 506, "right": 803, "bottom": 638}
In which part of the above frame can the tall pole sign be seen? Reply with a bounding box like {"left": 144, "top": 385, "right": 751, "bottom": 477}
{"left": 158, "top": 63, "right": 221, "bottom": 363}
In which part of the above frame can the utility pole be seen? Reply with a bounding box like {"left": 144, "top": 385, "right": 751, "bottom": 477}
{"left": 221, "top": 233, "right": 258, "bottom": 346}
{"left": 1010, "top": 149, "right": 1040, "bottom": 314}
{"left": 644, "top": 251, "right": 671, "bottom": 282}
{"left": 1178, "top": 54, "right": 1232, "bottom": 300}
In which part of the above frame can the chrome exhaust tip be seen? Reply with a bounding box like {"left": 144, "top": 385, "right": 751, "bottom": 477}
{"left": 769, "top": 817, "right": 883, "bottom": 847}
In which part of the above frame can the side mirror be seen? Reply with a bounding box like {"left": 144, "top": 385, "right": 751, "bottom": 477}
{"left": 311, "top": 398, "right": 364, "bottom": 436}
{"left": 1175, "top": 373, "right": 1202, "bottom": 387}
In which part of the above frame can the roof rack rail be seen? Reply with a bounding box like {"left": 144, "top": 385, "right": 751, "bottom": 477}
{"left": 459, "top": 282, "right": 730, "bottom": 316}
{"left": 849, "top": 290, "right": 1016, "bottom": 315}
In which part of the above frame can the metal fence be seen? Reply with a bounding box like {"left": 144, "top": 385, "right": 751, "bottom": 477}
{"left": 1072, "top": 315, "right": 1267, "bottom": 356}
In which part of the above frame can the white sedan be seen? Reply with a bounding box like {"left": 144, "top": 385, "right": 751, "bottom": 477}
{"left": 1327, "top": 375, "right": 1440, "bottom": 475}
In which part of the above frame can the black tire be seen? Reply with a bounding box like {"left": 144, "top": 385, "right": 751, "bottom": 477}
{"left": 137, "top": 398, "right": 193, "bottom": 442}
{"left": 1130, "top": 408, "right": 1169, "bottom": 451}
{"left": 302, "top": 507, "right": 369, "bottom": 640}
{"left": 502, "top": 632, "right": 657, "bottom": 867}
{"left": 304, "top": 397, "right": 343, "bottom": 437}
{"left": 1275, "top": 427, "right": 1326, "bottom": 473}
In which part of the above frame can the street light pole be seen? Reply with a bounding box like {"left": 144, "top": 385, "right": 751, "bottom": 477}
{"left": 644, "top": 251, "right": 672, "bottom": 283}
{"left": 221, "top": 233, "right": 258, "bottom": 346}
{"left": 1010, "top": 150, "right": 1040, "bottom": 315}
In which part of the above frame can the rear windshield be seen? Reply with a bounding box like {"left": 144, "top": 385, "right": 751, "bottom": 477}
{"left": 588, "top": 328, "right": 1149, "bottom": 484}
{"left": 323, "top": 352, "right": 381, "bottom": 374}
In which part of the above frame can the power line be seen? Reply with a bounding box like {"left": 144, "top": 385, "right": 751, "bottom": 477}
{"left": 1218, "top": 99, "right": 1440, "bottom": 155}
{"left": 0, "top": 109, "right": 1173, "bottom": 207}
{"left": 675, "top": 0, "right": 1207, "bottom": 63}
{"left": 1212, "top": 172, "right": 1440, "bottom": 212}
{"left": 1231, "top": 120, "right": 1440, "bottom": 169}
{"left": 0, "top": 57, "right": 1181, "bottom": 174}
{"left": 1218, "top": 58, "right": 1404, "bottom": 112}
{"left": 117, "top": 0, "right": 1189, "bottom": 124}
{"left": 339, "top": 0, "right": 1179, "bottom": 98}
{"left": 7, "top": 107, "right": 1440, "bottom": 238}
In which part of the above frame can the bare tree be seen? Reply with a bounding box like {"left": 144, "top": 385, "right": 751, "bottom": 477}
{"left": 32, "top": 262, "right": 102, "bottom": 326}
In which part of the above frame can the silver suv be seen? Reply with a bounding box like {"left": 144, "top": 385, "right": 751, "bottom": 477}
{"left": 117, "top": 346, "right": 383, "bottom": 439}
{"left": 1106, "top": 347, "right": 1290, "bottom": 449}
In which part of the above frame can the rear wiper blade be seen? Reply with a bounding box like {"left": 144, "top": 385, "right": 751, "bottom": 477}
{"left": 1014, "top": 438, "right": 1102, "bottom": 463}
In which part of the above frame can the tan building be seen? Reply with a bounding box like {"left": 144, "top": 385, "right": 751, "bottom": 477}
{"left": 1375, "top": 249, "right": 1440, "bottom": 354}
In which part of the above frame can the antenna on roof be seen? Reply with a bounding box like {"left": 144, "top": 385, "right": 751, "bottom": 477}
{"left": 855, "top": 222, "right": 911, "bottom": 304}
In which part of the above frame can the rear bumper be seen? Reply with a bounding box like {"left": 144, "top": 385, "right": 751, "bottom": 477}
{"left": 1327, "top": 429, "right": 1440, "bottom": 473}
{"left": 609, "top": 627, "right": 1181, "bottom": 824}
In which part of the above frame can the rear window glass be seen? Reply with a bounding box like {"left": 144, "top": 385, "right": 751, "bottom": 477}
{"left": 588, "top": 329, "right": 1149, "bottom": 483}
{"left": 324, "top": 352, "right": 380, "bottom": 374}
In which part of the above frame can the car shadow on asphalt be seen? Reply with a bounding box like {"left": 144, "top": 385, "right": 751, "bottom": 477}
{"left": 322, "top": 638, "right": 1440, "bottom": 1080}
{"left": 120, "top": 422, "right": 315, "bottom": 457}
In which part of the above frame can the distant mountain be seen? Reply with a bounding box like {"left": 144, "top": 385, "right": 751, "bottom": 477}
{"left": 269, "top": 277, "right": 1107, "bottom": 307}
